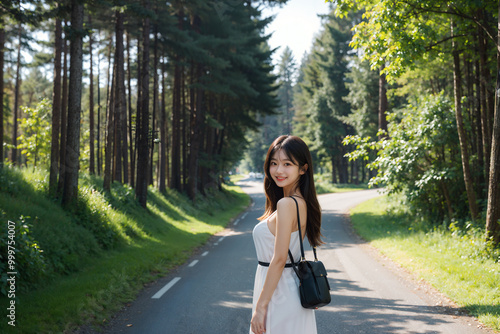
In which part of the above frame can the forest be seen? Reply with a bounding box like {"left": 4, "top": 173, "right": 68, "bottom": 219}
{"left": 0, "top": 0, "right": 499, "bottom": 330}
{"left": 243, "top": 0, "right": 500, "bottom": 246}
{"left": 0, "top": 0, "right": 499, "bottom": 254}
{"left": 0, "top": 0, "right": 288, "bottom": 210}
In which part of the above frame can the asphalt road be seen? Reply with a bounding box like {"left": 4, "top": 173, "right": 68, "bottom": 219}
{"left": 95, "top": 179, "right": 493, "bottom": 334}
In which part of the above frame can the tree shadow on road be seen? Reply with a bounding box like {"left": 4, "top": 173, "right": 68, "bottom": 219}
{"left": 317, "top": 292, "right": 457, "bottom": 334}
{"left": 317, "top": 271, "right": 470, "bottom": 334}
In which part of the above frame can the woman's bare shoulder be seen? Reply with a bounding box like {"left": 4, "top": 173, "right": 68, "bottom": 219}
{"left": 276, "top": 197, "right": 296, "bottom": 211}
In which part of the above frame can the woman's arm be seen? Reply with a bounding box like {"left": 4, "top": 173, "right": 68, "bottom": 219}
{"left": 251, "top": 197, "right": 296, "bottom": 334}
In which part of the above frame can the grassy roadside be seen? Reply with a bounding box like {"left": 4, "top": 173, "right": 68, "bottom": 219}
{"left": 0, "top": 168, "right": 250, "bottom": 333}
{"left": 350, "top": 196, "right": 500, "bottom": 332}
{"left": 314, "top": 174, "right": 369, "bottom": 194}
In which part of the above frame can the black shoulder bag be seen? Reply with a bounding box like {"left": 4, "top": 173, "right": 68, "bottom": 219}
{"left": 288, "top": 196, "right": 331, "bottom": 309}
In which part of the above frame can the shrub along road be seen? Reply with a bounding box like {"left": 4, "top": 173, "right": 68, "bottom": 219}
{"left": 93, "top": 180, "right": 492, "bottom": 333}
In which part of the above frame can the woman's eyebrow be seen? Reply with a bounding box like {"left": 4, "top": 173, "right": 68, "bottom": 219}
{"left": 271, "top": 157, "right": 292, "bottom": 162}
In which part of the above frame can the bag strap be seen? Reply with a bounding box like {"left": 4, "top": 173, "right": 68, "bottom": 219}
{"left": 289, "top": 196, "right": 319, "bottom": 262}
{"left": 289, "top": 196, "right": 306, "bottom": 261}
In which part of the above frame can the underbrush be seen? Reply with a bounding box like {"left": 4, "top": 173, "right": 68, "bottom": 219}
{"left": 350, "top": 195, "right": 500, "bottom": 331}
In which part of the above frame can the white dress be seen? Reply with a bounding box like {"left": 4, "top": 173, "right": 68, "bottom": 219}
{"left": 250, "top": 219, "right": 317, "bottom": 334}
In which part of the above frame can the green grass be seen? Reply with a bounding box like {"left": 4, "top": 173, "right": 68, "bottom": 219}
{"left": 228, "top": 174, "right": 247, "bottom": 183}
{"left": 350, "top": 196, "right": 500, "bottom": 332}
{"left": 314, "top": 174, "right": 369, "bottom": 194}
{"left": 0, "top": 167, "right": 250, "bottom": 333}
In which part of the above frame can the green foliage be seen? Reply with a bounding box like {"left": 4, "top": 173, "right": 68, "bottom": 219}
{"left": 189, "top": 1, "right": 280, "bottom": 174}
{"left": 344, "top": 58, "right": 379, "bottom": 137}
{"left": 0, "top": 166, "right": 99, "bottom": 283}
{"left": 344, "top": 94, "right": 466, "bottom": 221}
{"left": 0, "top": 215, "right": 47, "bottom": 295}
{"left": 332, "top": 0, "right": 497, "bottom": 81}
{"left": 17, "top": 99, "right": 52, "bottom": 168}
{"left": 241, "top": 46, "right": 299, "bottom": 173}
{"left": 293, "top": 10, "right": 356, "bottom": 181}
{"left": 71, "top": 184, "right": 123, "bottom": 249}
{"left": 447, "top": 221, "right": 500, "bottom": 263}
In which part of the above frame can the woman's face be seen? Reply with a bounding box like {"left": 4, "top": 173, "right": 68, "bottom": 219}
{"left": 269, "top": 149, "right": 304, "bottom": 191}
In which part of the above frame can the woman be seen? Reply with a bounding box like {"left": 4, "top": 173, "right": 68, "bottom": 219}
{"left": 250, "top": 135, "right": 323, "bottom": 334}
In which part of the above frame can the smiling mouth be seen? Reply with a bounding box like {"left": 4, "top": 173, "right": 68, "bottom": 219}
{"left": 276, "top": 176, "right": 286, "bottom": 181}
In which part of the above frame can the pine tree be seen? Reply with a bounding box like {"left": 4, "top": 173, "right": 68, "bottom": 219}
{"left": 62, "top": 0, "right": 84, "bottom": 207}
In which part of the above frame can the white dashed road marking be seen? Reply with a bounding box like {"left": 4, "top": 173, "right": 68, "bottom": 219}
{"left": 151, "top": 205, "right": 249, "bottom": 300}
{"left": 152, "top": 277, "right": 181, "bottom": 299}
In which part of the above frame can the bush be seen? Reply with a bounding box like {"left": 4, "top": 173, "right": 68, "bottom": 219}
{"left": 0, "top": 167, "right": 100, "bottom": 293}
{"left": 344, "top": 93, "right": 467, "bottom": 223}
{"left": 0, "top": 215, "right": 47, "bottom": 294}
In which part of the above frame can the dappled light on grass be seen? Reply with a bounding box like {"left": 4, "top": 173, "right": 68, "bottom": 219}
{"left": 350, "top": 196, "right": 500, "bottom": 331}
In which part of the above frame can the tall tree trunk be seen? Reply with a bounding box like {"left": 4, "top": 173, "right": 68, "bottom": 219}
{"left": 476, "top": 9, "right": 495, "bottom": 150}
{"left": 97, "top": 31, "right": 102, "bottom": 176}
{"left": 478, "top": 12, "right": 492, "bottom": 181}
{"left": 331, "top": 155, "right": 337, "bottom": 184}
{"left": 57, "top": 23, "right": 69, "bottom": 195}
{"left": 485, "top": 2, "right": 500, "bottom": 245}
{"left": 134, "top": 34, "right": 142, "bottom": 189}
{"left": 378, "top": 64, "right": 388, "bottom": 138}
{"left": 188, "top": 56, "right": 204, "bottom": 200}
{"left": 181, "top": 67, "right": 187, "bottom": 190}
{"left": 119, "top": 13, "right": 128, "bottom": 185}
{"left": 50, "top": 17, "right": 63, "bottom": 194}
{"left": 465, "top": 56, "right": 483, "bottom": 198}
{"left": 451, "top": 21, "right": 479, "bottom": 221}
{"left": 112, "top": 11, "right": 126, "bottom": 184}
{"left": 103, "top": 33, "right": 115, "bottom": 190}
{"left": 126, "top": 31, "right": 134, "bottom": 186}
{"left": 121, "top": 77, "right": 128, "bottom": 185}
{"left": 171, "top": 12, "right": 183, "bottom": 192}
{"left": 285, "top": 80, "right": 291, "bottom": 134}
{"left": 89, "top": 16, "right": 95, "bottom": 175}
{"left": 150, "top": 27, "right": 159, "bottom": 186}
{"left": 113, "top": 60, "right": 122, "bottom": 183}
{"left": 103, "top": 56, "right": 116, "bottom": 191}
{"left": 188, "top": 14, "right": 206, "bottom": 196}
{"left": 474, "top": 60, "right": 486, "bottom": 185}
{"left": 199, "top": 96, "right": 213, "bottom": 193}
{"left": 441, "top": 179, "right": 454, "bottom": 220}
{"left": 0, "top": 26, "right": 4, "bottom": 166}
{"left": 159, "top": 57, "right": 167, "bottom": 193}
{"left": 135, "top": 0, "right": 151, "bottom": 208}
{"left": 188, "top": 59, "right": 196, "bottom": 199}
{"left": 11, "top": 23, "right": 22, "bottom": 165}
{"left": 62, "top": 0, "right": 84, "bottom": 207}
{"left": 216, "top": 125, "right": 225, "bottom": 191}
{"left": 352, "top": 160, "right": 359, "bottom": 184}
{"left": 57, "top": 21, "right": 69, "bottom": 195}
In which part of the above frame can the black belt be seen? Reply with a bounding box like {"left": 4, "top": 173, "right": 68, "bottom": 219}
{"left": 258, "top": 261, "right": 297, "bottom": 268}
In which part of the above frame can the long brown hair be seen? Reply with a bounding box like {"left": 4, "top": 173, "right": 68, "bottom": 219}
{"left": 259, "top": 135, "right": 323, "bottom": 247}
